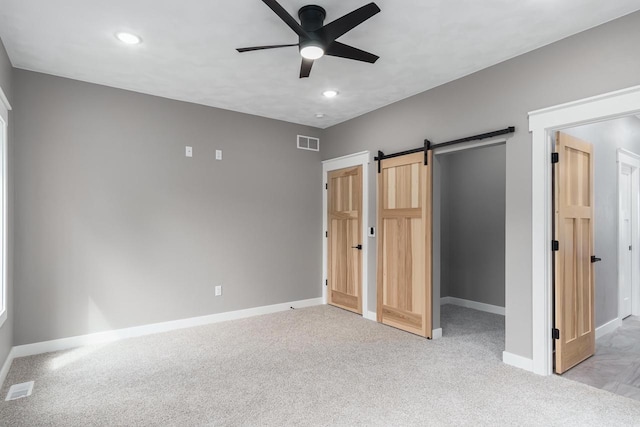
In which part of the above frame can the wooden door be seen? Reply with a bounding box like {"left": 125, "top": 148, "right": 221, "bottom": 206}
{"left": 620, "top": 164, "right": 633, "bottom": 319}
{"left": 377, "top": 151, "right": 432, "bottom": 338}
{"left": 327, "top": 166, "right": 363, "bottom": 314}
{"left": 554, "top": 132, "right": 595, "bottom": 374}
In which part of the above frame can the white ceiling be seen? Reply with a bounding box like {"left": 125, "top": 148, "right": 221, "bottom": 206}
{"left": 1, "top": 1, "right": 639, "bottom": 128}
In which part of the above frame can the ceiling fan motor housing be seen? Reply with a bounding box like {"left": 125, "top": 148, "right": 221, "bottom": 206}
{"left": 298, "top": 5, "right": 326, "bottom": 49}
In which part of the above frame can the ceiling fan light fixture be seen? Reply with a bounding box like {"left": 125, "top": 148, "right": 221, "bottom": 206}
{"left": 300, "top": 44, "right": 324, "bottom": 60}
{"left": 322, "top": 90, "right": 339, "bottom": 98}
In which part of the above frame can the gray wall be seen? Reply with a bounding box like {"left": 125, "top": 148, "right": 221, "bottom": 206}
{"left": 0, "top": 38, "right": 13, "bottom": 368}
{"left": 440, "top": 144, "right": 506, "bottom": 307}
{"left": 322, "top": 11, "right": 640, "bottom": 359}
{"left": 13, "top": 70, "right": 323, "bottom": 345}
{"left": 562, "top": 117, "right": 640, "bottom": 327}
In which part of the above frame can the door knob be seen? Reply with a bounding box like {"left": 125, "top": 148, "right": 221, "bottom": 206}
{"left": 591, "top": 256, "right": 602, "bottom": 263}
{"left": 351, "top": 244, "right": 363, "bottom": 250}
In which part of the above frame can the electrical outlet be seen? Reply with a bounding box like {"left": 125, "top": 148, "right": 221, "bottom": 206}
{"left": 215, "top": 285, "right": 222, "bottom": 296}
{"left": 185, "top": 146, "right": 193, "bottom": 157}
{"left": 215, "top": 150, "right": 222, "bottom": 160}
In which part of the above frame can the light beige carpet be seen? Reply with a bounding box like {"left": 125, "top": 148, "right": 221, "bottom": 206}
{"left": 1, "top": 304, "right": 639, "bottom": 426}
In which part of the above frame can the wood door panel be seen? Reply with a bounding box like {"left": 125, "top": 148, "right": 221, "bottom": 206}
{"left": 381, "top": 305, "right": 422, "bottom": 329}
{"left": 377, "top": 151, "right": 432, "bottom": 338}
{"left": 554, "top": 132, "right": 595, "bottom": 374}
{"left": 328, "top": 166, "right": 362, "bottom": 314}
{"left": 331, "top": 290, "right": 358, "bottom": 309}
{"left": 382, "top": 163, "right": 421, "bottom": 209}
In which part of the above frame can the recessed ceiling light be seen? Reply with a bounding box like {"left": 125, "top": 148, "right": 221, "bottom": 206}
{"left": 115, "top": 32, "right": 142, "bottom": 45}
{"left": 322, "top": 90, "right": 338, "bottom": 98}
{"left": 315, "top": 113, "right": 325, "bottom": 118}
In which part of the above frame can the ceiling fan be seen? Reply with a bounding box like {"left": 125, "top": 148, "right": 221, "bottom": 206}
{"left": 236, "top": 0, "right": 381, "bottom": 78}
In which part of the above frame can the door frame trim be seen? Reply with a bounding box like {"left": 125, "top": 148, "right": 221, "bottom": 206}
{"left": 322, "top": 151, "right": 370, "bottom": 316}
{"left": 529, "top": 84, "right": 640, "bottom": 376}
{"left": 617, "top": 149, "right": 640, "bottom": 319}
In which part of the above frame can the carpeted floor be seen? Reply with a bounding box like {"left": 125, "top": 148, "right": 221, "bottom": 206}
{"left": 1, "top": 304, "right": 639, "bottom": 426}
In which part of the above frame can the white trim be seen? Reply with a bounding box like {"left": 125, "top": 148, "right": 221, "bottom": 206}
{"left": 529, "top": 84, "right": 640, "bottom": 376}
{"left": 431, "top": 328, "right": 442, "bottom": 339}
{"left": 595, "top": 317, "right": 622, "bottom": 339}
{"left": 364, "top": 311, "right": 377, "bottom": 321}
{"left": 0, "top": 113, "right": 6, "bottom": 329}
{"left": 0, "top": 347, "right": 14, "bottom": 389}
{"left": 10, "top": 297, "right": 322, "bottom": 359}
{"left": 502, "top": 351, "right": 534, "bottom": 372}
{"left": 322, "top": 151, "right": 370, "bottom": 315}
{"left": 529, "top": 85, "right": 640, "bottom": 119}
{"left": 617, "top": 150, "right": 640, "bottom": 320}
{"left": 441, "top": 296, "right": 505, "bottom": 316}
{"left": 0, "top": 87, "right": 11, "bottom": 113}
{"left": 617, "top": 148, "right": 640, "bottom": 162}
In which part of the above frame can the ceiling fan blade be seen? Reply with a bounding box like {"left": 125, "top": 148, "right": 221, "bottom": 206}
{"left": 262, "top": 0, "right": 310, "bottom": 39}
{"left": 300, "top": 58, "right": 314, "bottom": 78}
{"left": 236, "top": 44, "right": 298, "bottom": 53}
{"left": 325, "top": 41, "right": 379, "bottom": 63}
{"left": 318, "top": 2, "right": 380, "bottom": 42}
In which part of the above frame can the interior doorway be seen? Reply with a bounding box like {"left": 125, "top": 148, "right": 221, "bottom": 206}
{"left": 550, "top": 117, "right": 640, "bottom": 401}
{"left": 433, "top": 141, "right": 507, "bottom": 359}
{"left": 327, "top": 165, "right": 363, "bottom": 314}
{"left": 322, "top": 152, "right": 370, "bottom": 317}
{"left": 529, "top": 84, "right": 640, "bottom": 377}
{"left": 617, "top": 150, "right": 640, "bottom": 320}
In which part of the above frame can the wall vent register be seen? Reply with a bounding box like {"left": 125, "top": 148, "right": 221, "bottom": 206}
{"left": 297, "top": 135, "right": 319, "bottom": 151}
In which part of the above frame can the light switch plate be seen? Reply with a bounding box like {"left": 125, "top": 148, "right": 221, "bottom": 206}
{"left": 185, "top": 146, "right": 193, "bottom": 157}
{"left": 215, "top": 150, "right": 222, "bottom": 160}
{"left": 215, "top": 285, "right": 222, "bottom": 296}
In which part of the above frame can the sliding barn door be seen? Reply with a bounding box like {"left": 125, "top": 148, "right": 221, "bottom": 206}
{"left": 327, "top": 166, "right": 363, "bottom": 314}
{"left": 377, "top": 151, "right": 432, "bottom": 337}
{"left": 554, "top": 132, "right": 595, "bottom": 374}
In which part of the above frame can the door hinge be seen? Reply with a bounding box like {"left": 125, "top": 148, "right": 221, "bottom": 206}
{"left": 552, "top": 240, "right": 559, "bottom": 251}
{"left": 325, "top": 183, "right": 328, "bottom": 190}
{"left": 551, "top": 152, "right": 559, "bottom": 163}
{"left": 325, "top": 231, "right": 328, "bottom": 238}
{"left": 552, "top": 328, "right": 560, "bottom": 340}
{"left": 325, "top": 279, "right": 328, "bottom": 287}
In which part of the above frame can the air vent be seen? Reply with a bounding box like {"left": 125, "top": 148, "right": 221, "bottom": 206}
{"left": 297, "top": 135, "right": 320, "bottom": 151}
{"left": 5, "top": 381, "right": 34, "bottom": 401}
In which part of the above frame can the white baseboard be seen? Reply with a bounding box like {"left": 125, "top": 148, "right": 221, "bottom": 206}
{"left": 595, "top": 317, "right": 622, "bottom": 339}
{"left": 432, "top": 328, "right": 442, "bottom": 339}
{"left": 503, "top": 351, "right": 534, "bottom": 372}
{"left": 441, "top": 296, "right": 505, "bottom": 316}
{"left": 0, "top": 348, "right": 15, "bottom": 390}
{"left": 364, "top": 311, "right": 377, "bottom": 321}
{"left": 10, "top": 297, "right": 323, "bottom": 359}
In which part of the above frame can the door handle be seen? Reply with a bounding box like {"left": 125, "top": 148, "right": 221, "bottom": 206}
{"left": 591, "top": 256, "right": 602, "bottom": 263}
{"left": 351, "top": 244, "right": 363, "bottom": 250}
